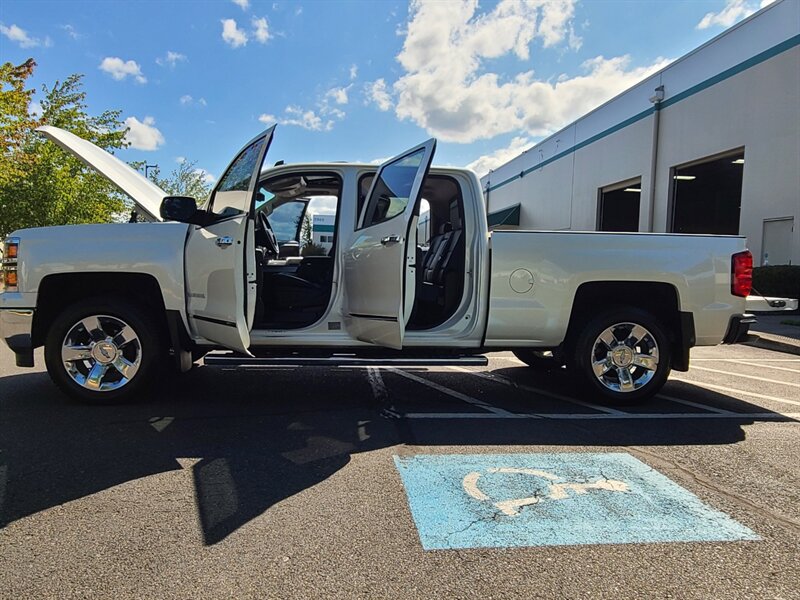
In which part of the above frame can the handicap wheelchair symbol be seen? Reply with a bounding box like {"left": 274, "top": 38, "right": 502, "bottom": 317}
{"left": 462, "top": 467, "right": 629, "bottom": 516}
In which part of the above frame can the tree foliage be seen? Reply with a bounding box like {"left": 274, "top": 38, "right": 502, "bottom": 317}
{"left": 300, "top": 212, "right": 313, "bottom": 247}
{"left": 146, "top": 159, "right": 213, "bottom": 207}
{"left": 0, "top": 59, "right": 129, "bottom": 236}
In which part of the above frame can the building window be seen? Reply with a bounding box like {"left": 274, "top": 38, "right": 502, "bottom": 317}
{"left": 597, "top": 179, "right": 641, "bottom": 232}
{"left": 669, "top": 150, "right": 744, "bottom": 235}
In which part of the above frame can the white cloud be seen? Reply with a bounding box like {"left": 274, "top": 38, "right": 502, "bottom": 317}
{"left": 252, "top": 16, "right": 270, "bottom": 43}
{"left": 306, "top": 197, "right": 338, "bottom": 217}
{"left": 99, "top": 57, "right": 147, "bottom": 83}
{"left": 326, "top": 86, "right": 349, "bottom": 105}
{"left": 1, "top": 23, "right": 50, "bottom": 48}
{"left": 221, "top": 18, "right": 248, "bottom": 47}
{"left": 29, "top": 100, "right": 43, "bottom": 118}
{"left": 349, "top": 64, "right": 358, "bottom": 80}
{"left": 175, "top": 156, "right": 186, "bottom": 164}
{"left": 466, "top": 136, "right": 531, "bottom": 177}
{"left": 366, "top": 78, "right": 392, "bottom": 111}
{"left": 232, "top": 0, "right": 250, "bottom": 9}
{"left": 179, "top": 95, "right": 208, "bottom": 107}
{"left": 124, "top": 116, "right": 165, "bottom": 151}
{"left": 259, "top": 106, "right": 329, "bottom": 131}
{"left": 259, "top": 103, "right": 343, "bottom": 132}
{"left": 381, "top": 0, "right": 667, "bottom": 143}
{"left": 697, "top": 0, "right": 759, "bottom": 29}
{"left": 156, "top": 50, "right": 187, "bottom": 67}
{"left": 194, "top": 168, "right": 217, "bottom": 185}
{"left": 60, "top": 24, "right": 80, "bottom": 40}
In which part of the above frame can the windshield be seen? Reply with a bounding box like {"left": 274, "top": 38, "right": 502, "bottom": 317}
{"left": 256, "top": 190, "right": 306, "bottom": 243}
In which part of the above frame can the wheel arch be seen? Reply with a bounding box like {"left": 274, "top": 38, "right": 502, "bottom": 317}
{"left": 564, "top": 281, "right": 693, "bottom": 371}
{"left": 32, "top": 273, "right": 191, "bottom": 365}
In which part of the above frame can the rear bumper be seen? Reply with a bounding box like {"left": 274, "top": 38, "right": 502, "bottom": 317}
{"left": 0, "top": 307, "right": 35, "bottom": 367}
{"left": 723, "top": 313, "right": 757, "bottom": 344}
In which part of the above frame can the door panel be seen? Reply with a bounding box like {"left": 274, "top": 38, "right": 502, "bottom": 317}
{"left": 185, "top": 127, "right": 275, "bottom": 353}
{"left": 343, "top": 139, "right": 436, "bottom": 349}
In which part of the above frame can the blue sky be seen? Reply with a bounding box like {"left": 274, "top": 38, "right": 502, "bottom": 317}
{"left": 1, "top": 0, "right": 773, "bottom": 183}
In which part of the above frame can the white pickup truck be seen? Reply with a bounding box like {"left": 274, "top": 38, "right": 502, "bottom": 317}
{"left": 0, "top": 126, "right": 754, "bottom": 405}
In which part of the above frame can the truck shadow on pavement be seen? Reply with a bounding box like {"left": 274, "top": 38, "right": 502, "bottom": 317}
{"left": 0, "top": 363, "right": 792, "bottom": 545}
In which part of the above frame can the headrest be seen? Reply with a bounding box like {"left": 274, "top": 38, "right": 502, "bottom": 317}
{"left": 438, "top": 222, "right": 453, "bottom": 234}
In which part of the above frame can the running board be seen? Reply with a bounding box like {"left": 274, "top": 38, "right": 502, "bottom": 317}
{"left": 204, "top": 353, "right": 488, "bottom": 367}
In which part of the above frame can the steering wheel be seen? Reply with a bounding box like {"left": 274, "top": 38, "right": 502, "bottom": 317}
{"left": 256, "top": 211, "right": 280, "bottom": 257}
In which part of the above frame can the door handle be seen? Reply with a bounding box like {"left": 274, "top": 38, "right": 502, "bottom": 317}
{"left": 381, "top": 234, "right": 401, "bottom": 245}
{"left": 216, "top": 236, "right": 233, "bottom": 247}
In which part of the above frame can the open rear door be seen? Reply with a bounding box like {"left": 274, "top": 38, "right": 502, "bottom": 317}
{"left": 184, "top": 127, "right": 275, "bottom": 354}
{"left": 343, "top": 139, "right": 436, "bottom": 349}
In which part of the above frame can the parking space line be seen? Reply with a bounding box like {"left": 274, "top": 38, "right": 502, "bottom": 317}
{"left": 690, "top": 366, "right": 800, "bottom": 388}
{"left": 388, "top": 368, "right": 525, "bottom": 417}
{"left": 670, "top": 376, "right": 800, "bottom": 407}
{"left": 729, "top": 360, "right": 800, "bottom": 373}
{"left": 403, "top": 411, "right": 800, "bottom": 420}
{"left": 657, "top": 395, "right": 733, "bottom": 414}
{"left": 447, "top": 366, "right": 626, "bottom": 415}
{"left": 690, "top": 358, "right": 800, "bottom": 362}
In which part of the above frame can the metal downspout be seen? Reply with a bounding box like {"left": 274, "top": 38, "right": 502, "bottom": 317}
{"left": 648, "top": 85, "right": 664, "bottom": 232}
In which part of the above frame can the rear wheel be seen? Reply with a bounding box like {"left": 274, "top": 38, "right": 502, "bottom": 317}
{"left": 572, "top": 307, "right": 671, "bottom": 405}
{"left": 44, "top": 297, "right": 163, "bottom": 404}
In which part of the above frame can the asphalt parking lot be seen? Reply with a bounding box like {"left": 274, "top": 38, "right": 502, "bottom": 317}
{"left": 1, "top": 340, "right": 799, "bottom": 599}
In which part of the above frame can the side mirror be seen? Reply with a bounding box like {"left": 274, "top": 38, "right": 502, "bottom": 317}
{"left": 160, "top": 196, "right": 204, "bottom": 225}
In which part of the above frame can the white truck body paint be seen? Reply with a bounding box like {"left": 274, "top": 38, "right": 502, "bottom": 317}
{"left": 0, "top": 126, "right": 750, "bottom": 390}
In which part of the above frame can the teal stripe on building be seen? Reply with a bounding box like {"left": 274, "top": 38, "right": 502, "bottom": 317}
{"left": 485, "top": 34, "right": 800, "bottom": 195}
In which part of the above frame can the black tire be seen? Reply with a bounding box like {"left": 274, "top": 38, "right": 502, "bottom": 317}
{"left": 571, "top": 307, "right": 671, "bottom": 406}
{"left": 512, "top": 349, "right": 563, "bottom": 370}
{"left": 44, "top": 297, "right": 164, "bottom": 405}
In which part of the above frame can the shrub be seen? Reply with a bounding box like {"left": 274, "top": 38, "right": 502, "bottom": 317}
{"left": 752, "top": 265, "right": 800, "bottom": 300}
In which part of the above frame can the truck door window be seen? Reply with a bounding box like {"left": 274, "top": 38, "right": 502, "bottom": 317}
{"left": 360, "top": 148, "right": 425, "bottom": 229}
{"left": 210, "top": 136, "right": 268, "bottom": 216}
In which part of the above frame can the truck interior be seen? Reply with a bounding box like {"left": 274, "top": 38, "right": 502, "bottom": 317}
{"left": 253, "top": 171, "right": 342, "bottom": 329}
{"left": 252, "top": 170, "right": 466, "bottom": 331}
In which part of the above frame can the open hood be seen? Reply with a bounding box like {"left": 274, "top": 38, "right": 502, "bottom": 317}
{"left": 36, "top": 125, "right": 167, "bottom": 221}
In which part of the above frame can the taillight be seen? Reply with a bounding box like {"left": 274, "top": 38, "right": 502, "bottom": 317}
{"left": 731, "top": 250, "right": 752, "bottom": 298}
{"left": 1, "top": 237, "right": 20, "bottom": 293}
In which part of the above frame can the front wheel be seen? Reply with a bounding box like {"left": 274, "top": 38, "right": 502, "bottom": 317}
{"left": 44, "top": 297, "right": 163, "bottom": 404}
{"left": 572, "top": 308, "right": 671, "bottom": 405}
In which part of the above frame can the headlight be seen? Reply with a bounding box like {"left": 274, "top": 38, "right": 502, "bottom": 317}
{"left": 1, "top": 237, "right": 20, "bottom": 293}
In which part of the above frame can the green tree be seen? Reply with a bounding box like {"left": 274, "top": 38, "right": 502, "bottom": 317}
{"left": 0, "top": 60, "right": 129, "bottom": 236}
{"left": 0, "top": 59, "right": 39, "bottom": 190}
{"left": 300, "top": 212, "right": 313, "bottom": 247}
{"left": 146, "top": 159, "right": 213, "bottom": 207}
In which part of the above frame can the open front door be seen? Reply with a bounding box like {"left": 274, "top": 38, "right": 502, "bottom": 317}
{"left": 343, "top": 139, "right": 436, "bottom": 349}
{"left": 184, "top": 127, "right": 275, "bottom": 354}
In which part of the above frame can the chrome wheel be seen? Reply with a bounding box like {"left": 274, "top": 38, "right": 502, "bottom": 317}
{"left": 61, "top": 314, "right": 142, "bottom": 392}
{"left": 590, "top": 322, "right": 659, "bottom": 393}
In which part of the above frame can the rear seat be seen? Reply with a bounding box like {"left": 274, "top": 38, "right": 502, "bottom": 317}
{"left": 422, "top": 223, "right": 453, "bottom": 284}
{"left": 417, "top": 222, "right": 462, "bottom": 308}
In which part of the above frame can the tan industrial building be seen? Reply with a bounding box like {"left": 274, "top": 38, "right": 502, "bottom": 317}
{"left": 481, "top": 0, "right": 799, "bottom": 266}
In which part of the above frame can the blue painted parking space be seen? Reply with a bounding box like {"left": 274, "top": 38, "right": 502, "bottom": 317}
{"left": 394, "top": 453, "right": 759, "bottom": 550}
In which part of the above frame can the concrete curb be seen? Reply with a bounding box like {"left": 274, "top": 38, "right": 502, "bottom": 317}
{"left": 742, "top": 332, "right": 800, "bottom": 356}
